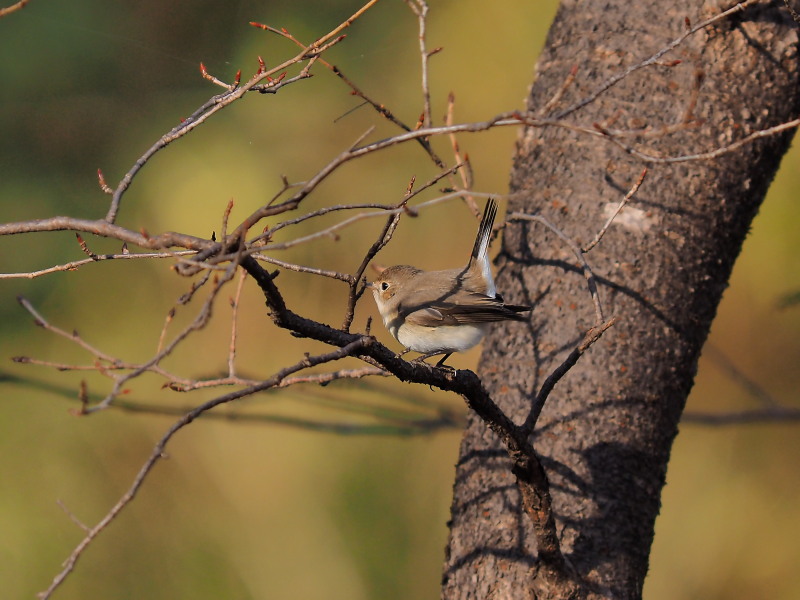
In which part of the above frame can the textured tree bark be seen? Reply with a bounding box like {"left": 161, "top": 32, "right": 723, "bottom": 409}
{"left": 442, "top": 2, "right": 799, "bottom": 599}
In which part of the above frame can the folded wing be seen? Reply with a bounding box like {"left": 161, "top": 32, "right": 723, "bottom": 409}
{"left": 402, "top": 291, "right": 529, "bottom": 327}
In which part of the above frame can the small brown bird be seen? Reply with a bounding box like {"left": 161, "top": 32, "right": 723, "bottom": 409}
{"left": 370, "top": 199, "right": 530, "bottom": 366}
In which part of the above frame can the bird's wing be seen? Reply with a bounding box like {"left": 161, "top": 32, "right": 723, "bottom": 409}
{"left": 402, "top": 291, "right": 528, "bottom": 326}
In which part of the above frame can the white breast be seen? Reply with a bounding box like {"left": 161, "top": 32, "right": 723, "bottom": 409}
{"left": 395, "top": 322, "right": 489, "bottom": 354}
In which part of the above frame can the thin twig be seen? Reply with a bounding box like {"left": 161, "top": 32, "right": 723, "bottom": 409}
{"left": 89, "top": 262, "right": 240, "bottom": 412}
{"left": 256, "top": 190, "right": 468, "bottom": 251}
{"left": 0, "top": 0, "right": 28, "bottom": 18}
{"left": 404, "top": 0, "right": 434, "bottom": 128}
{"left": 4, "top": 109, "right": 796, "bottom": 263}
{"left": 227, "top": 127, "right": 378, "bottom": 245}
{"left": 522, "top": 318, "right": 618, "bottom": 434}
{"left": 703, "top": 344, "right": 781, "bottom": 408}
{"left": 257, "top": 185, "right": 483, "bottom": 245}
{"left": 0, "top": 249, "right": 196, "bottom": 279}
{"left": 550, "top": 0, "right": 758, "bottom": 120}
{"left": 17, "top": 297, "right": 123, "bottom": 365}
{"left": 176, "top": 271, "right": 213, "bottom": 305}
{"left": 508, "top": 212, "right": 605, "bottom": 324}
{"left": 11, "top": 343, "right": 206, "bottom": 391}
{"left": 251, "top": 20, "right": 447, "bottom": 168}
{"left": 598, "top": 117, "right": 800, "bottom": 163}
{"left": 14, "top": 298, "right": 236, "bottom": 392}
{"left": 445, "top": 93, "right": 480, "bottom": 215}
{"left": 783, "top": 0, "right": 800, "bottom": 25}
{"left": 538, "top": 65, "right": 578, "bottom": 117}
{"left": 0, "top": 216, "right": 213, "bottom": 251}
{"left": 4, "top": 367, "right": 458, "bottom": 430}
{"left": 104, "top": 69, "right": 314, "bottom": 224}
{"left": 55, "top": 500, "right": 90, "bottom": 533}
{"left": 252, "top": 254, "right": 355, "bottom": 283}
{"left": 37, "top": 338, "right": 374, "bottom": 600}
{"left": 228, "top": 268, "right": 247, "bottom": 377}
{"left": 155, "top": 308, "right": 176, "bottom": 357}
{"left": 103, "top": 0, "right": 380, "bottom": 224}
{"left": 583, "top": 168, "right": 648, "bottom": 253}
{"left": 683, "top": 407, "right": 800, "bottom": 425}
{"left": 220, "top": 198, "right": 234, "bottom": 244}
{"left": 11, "top": 357, "right": 119, "bottom": 372}
{"left": 342, "top": 205, "right": 403, "bottom": 331}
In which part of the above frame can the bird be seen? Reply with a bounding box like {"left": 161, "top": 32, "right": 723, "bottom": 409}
{"left": 370, "top": 199, "right": 530, "bottom": 366}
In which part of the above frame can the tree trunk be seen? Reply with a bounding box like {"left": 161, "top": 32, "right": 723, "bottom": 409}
{"left": 442, "top": 2, "right": 799, "bottom": 598}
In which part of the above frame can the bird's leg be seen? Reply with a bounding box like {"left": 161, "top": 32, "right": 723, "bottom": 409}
{"left": 434, "top": 353, "right": 453, "bottom": 368}
{"left": 398, "top": 348, "right": 411, "bottom": 359}
{"left": 409, "top": 351, "right": 455, "bottom": 371}
{"left": 411, "top": 350, "right": 439, "bottom": 363}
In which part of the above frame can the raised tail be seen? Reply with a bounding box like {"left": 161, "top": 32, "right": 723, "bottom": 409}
{"left": 470, "top": 199, "right": 497, "bottom": 263}
{"left": 468, "top": 199, "right": 497, "bottom": 296}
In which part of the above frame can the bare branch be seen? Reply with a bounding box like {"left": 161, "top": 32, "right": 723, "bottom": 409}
{"left": 251, "top": 19, "right": 447, "bottom": 168}
{"left": 0, "top": 0, "right": 29, "bottom": 18}
{"left": 509, "top": 212, "right": 606, "bottom": 324}
{"left": 17, "top": 297, "right": 123, "bottom": 366}
{"left": 404, "top": 0, "right": 434, "bottom": 128}
{"left": 683, "top": 407, "right": 800, "bottom": 425}
{"left": 102, "top": 0, "right": 380, "bottom": 224}
{"left": 783, "top": 0, "right": 800, "bottom": 25}
{"left": 582, "top": 167, "right": 647, "bottom": 253}
{"left": 37, "top": 337, "right": 375, "bottom": 600}
{"left": 104, "top": 70, "right": 313, "bottom": 225}
{"left": 252, "top": 254, "right": 355, "bottom": 283}
{"left": 550, "top": 0, "right": 758, "bottom": 120}
{"left": 6, "top": 2, "right": 796, "bottom": 596}
{"left": 0, "top": 249, "right": 195, "bottom": 280}
{"left": 521, "top": 318, "right": 618, "bottom": 435}
{"left": 445, "top": 93, "right": 480, "bottom": 215}
{"left": 154, "top": 308, "right": 175, "bottom": 357}
{"left": 255, "top": 189, "right": 468, "bottom": 251}
{"left": 343, "top": 210, "right": 403, "bottom": 331}
{"left": 91, "top": 263, "right": 241, "bottom": 411}
{"left": 0, "top": 216, "right": 212, "bottom": 250}
{"left": 3, "top": 105, "right": 792, "bottom": 281}
{"left": 55, "top": 500, "right": 90, "bottom": 534}
{"left": 17, "top": 262, "right": 242, "bottom": 414}
{"left": 237, "top": 253, "right": 595, "bottom": 585}
{"left": 227, "top": 269, "right": 247, "bottom": 377}
{"left": 538, "top": 64, "right": 578, "bottom": 117}
{"left": 598, "top": 117, "right": 800, "bottom": 163}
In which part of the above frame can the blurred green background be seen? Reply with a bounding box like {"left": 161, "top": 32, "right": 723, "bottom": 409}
{"left": 0, "top": 1, "right": 797, "bottom": 598}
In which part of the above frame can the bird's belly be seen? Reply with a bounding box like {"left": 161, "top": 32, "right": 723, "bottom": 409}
{"left": 395, "top": 322, "right": 488, "bottom": 354}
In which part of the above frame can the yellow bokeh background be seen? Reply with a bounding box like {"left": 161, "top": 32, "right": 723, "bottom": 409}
{"left": 1, "top": 1, "right": 797, "bottom": 599}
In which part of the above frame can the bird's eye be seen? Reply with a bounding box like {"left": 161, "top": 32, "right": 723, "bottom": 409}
{"left": 380, "top": 281, "right": 390, "bottom": 291}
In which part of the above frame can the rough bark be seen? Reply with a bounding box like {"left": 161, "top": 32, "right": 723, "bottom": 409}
{"left": 442, "top": 1, "right": 799, "bottom": 599}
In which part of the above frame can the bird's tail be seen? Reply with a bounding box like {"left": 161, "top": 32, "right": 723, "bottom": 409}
{"left": 470, "top": 199, "right": 496, "bottom": 262}
{"left": 469, "top": 199, "right": 497, "bottom": 296}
